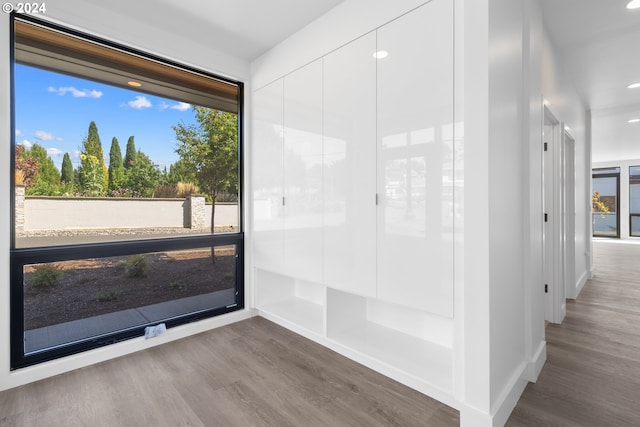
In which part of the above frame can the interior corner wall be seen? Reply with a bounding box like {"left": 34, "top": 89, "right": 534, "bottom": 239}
{"left": 487, "top": 0, "right": 528, "bottom": 423}
{"left": 522, "top": 0, "right": 546, "bottom": 382}
{"left": 541, "top": 25, "right": 591, "bottom": 296}
{"left": 0, "top": 7, "right": 253, "bottom": 392}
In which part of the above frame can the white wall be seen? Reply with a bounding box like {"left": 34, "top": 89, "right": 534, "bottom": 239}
{"left": 0, "top": 7, "right": 253, "bottom": 391}
{"left": 523, "top": 0, "right": 546, "bottom": 383}
{"left": 541, "top": 23, "right": 591, "bottom": 290}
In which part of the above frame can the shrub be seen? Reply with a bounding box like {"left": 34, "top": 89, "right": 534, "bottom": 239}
{"left": 95, "top": 290, "right": 120, "bottom": 302}
{"left": 28, "top": 264, "right": 64, "bottom": 289}
{"left": 152, "top": 184, "right": 178, "bottom": 198}
{"left": 176, "top": 182, "right": 199, "bottom": 198}
{"left": 124, "top": 254, "right": 148, "bottom": 278}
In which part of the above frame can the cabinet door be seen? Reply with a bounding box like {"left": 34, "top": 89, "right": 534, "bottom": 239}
{"left": 252, "top": 79, "right": 285, "bottom": 272}
{"left": 283, "top": 59, "right": 324, "bottom": 282}
{"left": 376, "top": 0, "right": 454, "bottom": 316}
{"left": 323, "top": 32, "right": 377, "bottom": 297}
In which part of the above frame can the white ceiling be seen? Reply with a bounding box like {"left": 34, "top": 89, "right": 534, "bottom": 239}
{"left": 541, "top": 0, "right": 640, "bottom": 163}
{"left": 94, "top": 0, "right": 345, "bottom": 62}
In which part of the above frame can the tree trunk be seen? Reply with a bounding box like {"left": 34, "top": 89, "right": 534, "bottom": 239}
{"left": 210, "top": 196, "right": 216, "bottom": 264}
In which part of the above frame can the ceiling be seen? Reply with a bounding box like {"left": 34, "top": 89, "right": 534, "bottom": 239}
{"left": 63, "top": 0, "right": 345, "bottom": 62}
{"left": 46, "top": 0, "right": 637, "bottom": 163}
{"left": 541, "top": 0, "right": 640, "bottom": 163}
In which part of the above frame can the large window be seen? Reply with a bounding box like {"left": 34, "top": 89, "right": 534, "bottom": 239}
{"left": 592, "top": 167, "right": 620, "bottom": 238}
{"left": 630, "top": 166, "right": 640, "bottom": 237}
{"left": 11, "top": 15, "right": 243, "bottom": 368}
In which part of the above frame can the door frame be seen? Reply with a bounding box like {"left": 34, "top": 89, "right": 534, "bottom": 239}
{"left": 562, "top": 129, "right": 576, "bottom": 300}
{"left": 543, "top": 106, "right": 565, "bottom": 324}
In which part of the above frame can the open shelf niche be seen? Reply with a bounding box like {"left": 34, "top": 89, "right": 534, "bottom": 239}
{"left": 255, "top": 268, "right": 325, "bottom": 337}
{"left": 326, "top": 288, "right": 454, "bottom": 395}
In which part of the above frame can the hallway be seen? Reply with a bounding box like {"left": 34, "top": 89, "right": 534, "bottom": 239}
{"left": 507, "top": 240, "right": 640, "bottom": 426}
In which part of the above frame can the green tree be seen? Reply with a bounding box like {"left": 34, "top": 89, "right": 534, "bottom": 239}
{"left": 61, "top": 152, "right": 74, "bottom": 185}
{"left": 124, "top": 136, "right": 136, "bottom": 169}
{"left": 78, "top": 153, "right": 104, "bottom": 196}
{"left": 78, "top": 121, "right": 107, "bottom": 194}
{"left": 123, "top": 150, "right": 161, "bottom": 197}
{"left": 173, "top": 107, "right": 238, "bottom": 249}
{"left": 166, "top": 158, "right": 196, "bottom": 185}
{"left": 108, "top": 137, "right": 125, "bottom": 191}
{"left": 27, "top": 143, "right": 62, "bottom": 196}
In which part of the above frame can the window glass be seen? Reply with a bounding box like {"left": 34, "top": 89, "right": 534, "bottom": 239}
{"left": 11, "top": 16, "right": 243, "bottom": 368}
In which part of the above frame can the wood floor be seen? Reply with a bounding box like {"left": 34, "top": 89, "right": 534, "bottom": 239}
{"left": 2, "top": 240, "right": 638, "bottom": 426}
{"left": 0, "top": 316, "right": 458, "bottom": 426}
{"left": 507, "top": 240, "right": 640, "bottom": 426}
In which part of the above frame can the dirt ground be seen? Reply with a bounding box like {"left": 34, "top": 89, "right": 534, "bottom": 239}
{"left": 23, "top": 248, "right": 237, "bottom": 330}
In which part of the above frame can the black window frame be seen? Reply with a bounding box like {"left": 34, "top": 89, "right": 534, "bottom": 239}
{"left": 630, "top": 166, "right": 640, "bottom": 238}
{"left": 9, "top": 13, "right": 245, "bottom": 369}
{"left": 592, "top": 167, "right": 620, "bottom": 238}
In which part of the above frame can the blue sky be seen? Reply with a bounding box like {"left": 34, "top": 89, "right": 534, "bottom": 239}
{"left": 14, "top": 64, "right": 198, "bottom": 170}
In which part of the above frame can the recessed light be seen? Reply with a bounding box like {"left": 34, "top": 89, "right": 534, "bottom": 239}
{"left": 127, "top": 81, "right": 142, "bottom": 87}
{"left": 627, "top": 0, "right": 640, "bottom": 9}
{"left": 373, "top": 51, "right": 388, "bottom": 59}
{"left": 629, "top": 118, "right": 640, "bottom": 123}
{"left": 628, "top": 82, "right": 640, "bottom": 89}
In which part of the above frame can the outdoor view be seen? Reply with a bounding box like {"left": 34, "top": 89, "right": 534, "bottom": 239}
{"left": 15, "top": 63, "right": 239, "bottom": 245}
{"left": 14, "top": 59, "right": 241, "bottom": 356}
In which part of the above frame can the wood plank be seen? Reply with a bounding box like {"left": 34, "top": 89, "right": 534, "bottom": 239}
{"left": 507, "top": 241, "right": 640, "bottom": 426}
{"left": 0, "top": 317, "right": 458, "bottom": 426}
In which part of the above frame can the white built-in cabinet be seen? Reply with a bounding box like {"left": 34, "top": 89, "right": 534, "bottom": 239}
{"left": 376, "top": 0, "right": 454, "bottom": 317}
{"left": 323, "top": 32, "right": 377, "bottom": 298}
{"left": 253, "top": 0, "right": 455, "bottom": 400}
{"left": 252, "top": 79, "right": 284, "bottom": 273}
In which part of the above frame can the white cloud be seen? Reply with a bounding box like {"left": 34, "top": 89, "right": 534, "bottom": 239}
{"left": 158, "top": 101, "right": 191, "bottom": 111}
{"left": 35, "top": 130, "right": 55, "bottom": 141}
{"left": 127, "top": 96, "right": 152, "bottom": 109}
{"left": 47, "top": 148, "right": 63, "bottom": 157}
{"left": 48, "top": 86, "right": 103, "bottom": 98}
{"left": 15, "top": 129, "right": 22, "bottom": 137}
{"left": 171, "top": 102, "right": 191, "bottom": 111}
{"left": 19, "top": 139, "right": 32, "bottom": 149}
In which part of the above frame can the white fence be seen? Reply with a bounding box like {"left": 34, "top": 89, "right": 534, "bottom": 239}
{"left": 16, "top": 190, "right": 238, "bottom": 232}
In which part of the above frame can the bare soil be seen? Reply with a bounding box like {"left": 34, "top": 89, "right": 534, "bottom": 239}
{"left": 24, "top": 248, "right": 236, "bottom": 330}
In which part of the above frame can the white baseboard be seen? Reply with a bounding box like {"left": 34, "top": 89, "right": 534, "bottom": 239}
{"left": 527, "top": 340, "right": 546, "bottom": 382}
{"left": 459, "top": 361, "right": 528, "bottom": 427}
{"left": 491, "top": 361, "right": 528, "bottom": 427}
{"left": 575, "top": 270, "right": 588, "bottom": 297}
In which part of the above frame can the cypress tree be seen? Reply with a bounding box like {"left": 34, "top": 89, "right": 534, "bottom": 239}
{"left": 108, "top": 137, "right": 125, "bottom": 190}
{"left": 61, "top": 152, "right": 73, "bottom": 184}
{"left": 124, "top": 136, "right": 136, "bottom": 169}
{"left": 78, "top": 121, "right": 107, "bottom": 195}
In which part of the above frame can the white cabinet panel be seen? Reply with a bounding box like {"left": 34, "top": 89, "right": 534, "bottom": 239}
{"left": 283, "top": 59, "right": 324, "bottom": 283}
{"left": 252, "top": 79, "right": 285, "bottom": 272}
{"left": 323, "top": 32, "right": 377, "bottom": 297}
{"left": 376, "top": 0, "right": 454, "bottom": 316}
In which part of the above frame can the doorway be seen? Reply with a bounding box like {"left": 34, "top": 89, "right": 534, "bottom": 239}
{"left": 543, "top": 107, "right": 565, "bottom": 323}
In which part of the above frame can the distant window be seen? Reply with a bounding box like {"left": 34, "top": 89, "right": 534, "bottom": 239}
{"left": 11, "top": 15, "right": 244, "bottom": 369}
{"left": 630, "top": 166, "right": 640, "bottom": 237}
{"left": 592, "top": 168, "right": 619, "bottom": 238}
